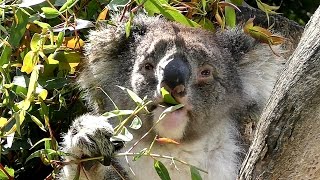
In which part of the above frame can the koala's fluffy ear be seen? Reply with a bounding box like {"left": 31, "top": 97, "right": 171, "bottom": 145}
{"left": 219, "top": 28, "right": 286, "bottom": 111}
{"left": 78, "top": 16, "right": 156, "bottom": 112}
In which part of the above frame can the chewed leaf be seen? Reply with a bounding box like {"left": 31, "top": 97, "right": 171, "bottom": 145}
{"left": 190, "top": 166, "right": 202, "bottom": 180}
{"left": 156, "top": 137, "right": 180, "bottom": 145}
{"left": 160, "top": 87, "right": 178, "bottom": 105}
{"left": 154, "top": 160, "right": 171, "bottom": 180}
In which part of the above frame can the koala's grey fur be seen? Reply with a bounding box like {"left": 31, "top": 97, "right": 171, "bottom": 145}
{"left": 60, "top": 13, "right": 300, "bottom": 180}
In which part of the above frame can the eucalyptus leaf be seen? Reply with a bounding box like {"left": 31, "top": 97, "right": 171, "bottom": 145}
{"left": 190, "top": 166, "right": 202, "bottom": 180}
{"left": 154, "top": 160, "right": 171, "bottom": 180}
{"left": 129, "top": 116, "right": 142, "bottom": 130}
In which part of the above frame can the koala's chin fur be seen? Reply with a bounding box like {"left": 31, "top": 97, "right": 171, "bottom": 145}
{"left": 60, "top": 15, "right": 293, "bottom": 180}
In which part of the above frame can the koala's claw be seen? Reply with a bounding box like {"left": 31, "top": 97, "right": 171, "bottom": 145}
{"left": 63, "top": 114, "right": 120, "bottom": 165}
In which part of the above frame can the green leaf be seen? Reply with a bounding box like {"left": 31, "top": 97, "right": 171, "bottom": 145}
{"left": 160, "top": 87, "right": 178, "bottom": 105}
{"left": 30, "top": 115, "right": 46, "bottom": 132}
{"left": 198, "top": 17, "right": 215, "bottom": 31}
{"left": 0, "top": 166, "right": 14, "bottom": 179}
{"left": 56, "top": 31, "right": 65, "bottom": 48}
{"left": 59, "top": 0, "right": 80, "bottom": 13}
{"left": 129, "top": 116, "right": 142, "bottom": 130}
{"left": 0, "top": 8, "right": 29, "bottom": 65}
{"left": 14, "top": 110, "right": 26, "bottom": 135}
{"left": 33, "top": 20, "right": 52, "bottom": 29}
{"left": 30, "top": 138, "right": 52, "bottom": 150}
{"left": 154, "top": 160, "right": 171, "bottom": 180}
{"left": 125, "top": 13, "right": 134, "bottom": 38}
{"left": 190, "top": 166, "right": 202, "bottom": 180}
{"left": 26, "top": 67, "right": 39, "bottom": 100}
{"left": 41, "top": 7, "right": 60, "bottom": 19}
{"left": 25, "top": 149, "right": 65, "bottom": 163}
{"left": 112, "top": 127, "right": 133, "bottom": 142}
{"left": 159, "top": 104, "right": 184, "bottom": 120}
{"left": 137, "top": 0, "right": 199, "bottom": 27}
{"left": 133, "top": 148, "right": 147, "bottom": 161}
{"left": 117, "top": 86, "right": 143, "bottom": 105}
{"left": 225, "top": 6, "right": 236, "bottom": 28}
{"left": 21, "top": 51, "right": 39, "bottom": 74}
{"left": 48, "top": 50, "right": 81, "bottom": 74}
{"left": 30, "top": 33, "right": 42, "bottom": 51}
{"left": 102, "top": 110, "right": 134, "bottom": 119}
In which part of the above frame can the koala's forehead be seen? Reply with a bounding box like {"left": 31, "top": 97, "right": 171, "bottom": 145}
{"left": 135, "top": 23, "right": 223, "bottom": 64}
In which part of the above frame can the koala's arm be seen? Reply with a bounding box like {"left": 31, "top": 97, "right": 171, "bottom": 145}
{"left": 59, "top": 114, "right": 128, "bottom": 180}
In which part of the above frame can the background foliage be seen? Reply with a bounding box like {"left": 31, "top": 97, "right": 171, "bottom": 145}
{"left": 0, "top": 0, "right": 318, "bottom": 179}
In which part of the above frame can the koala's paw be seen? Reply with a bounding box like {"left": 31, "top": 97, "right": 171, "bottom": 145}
{"left": 62, "top": 114, "right": 123, "bottom": 167}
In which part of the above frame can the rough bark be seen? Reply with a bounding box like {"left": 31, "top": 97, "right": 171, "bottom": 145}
{"left": 239, "top": 6, "right": 320, "bottom": 180}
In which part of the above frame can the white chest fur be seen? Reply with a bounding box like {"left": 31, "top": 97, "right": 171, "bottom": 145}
{"left": 119, "top": 125, "right": 239, "bottom": 180}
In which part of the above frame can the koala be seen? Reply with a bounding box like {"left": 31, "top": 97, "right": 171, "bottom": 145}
{"left": 60, "top": 13, "right": 300, "bottom": 180}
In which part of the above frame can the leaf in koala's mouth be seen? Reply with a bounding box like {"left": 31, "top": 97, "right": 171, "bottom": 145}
{"left": 160, "top": 87, "right": 179, "bottom": 105}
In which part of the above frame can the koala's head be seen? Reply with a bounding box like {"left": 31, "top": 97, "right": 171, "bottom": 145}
{"left": 79, "top": 15, "right": 285, "bottom": 141}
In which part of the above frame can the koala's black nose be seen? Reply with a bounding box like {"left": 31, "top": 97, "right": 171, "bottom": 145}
{"left": 162, "top": 58, "right": 190, "bottom": 94}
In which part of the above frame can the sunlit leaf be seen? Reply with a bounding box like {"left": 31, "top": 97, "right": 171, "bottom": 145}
{"left": 0, "top": 117, "right": 8, "bottom": 128}
{"left": 48, "top": 50, "right": 81, "bottom": 74}
{"left": 37, "top": 89, "right": 48, "bottom": 100}
{"left": 26, "top": 67, "right": 39, "bottom": 100}
{"left": 53, "top": 36, "right": 84, "bottom": 49}
{"left": 59, "top": 0, "right": 80, "bottom": 13}
{"left": 16, "top": 99, "right": 31, "bottom": 111}
{"left": 160, "top": 87, "right": 178, "bottom": 105}
{"left": 190, "top": 166, "right": 202, "bottom": 180}
{"left": 21, "top": 51, "right": 39, "bottom": 74}
{"left": 97, "top": 7, "right": 109, "bottom": 21}
{"left": 30, "top": 33, "right": 42, "bottom": 51}
{"left": 41, "top": 7, "right": 60, "bottom": 19}
{"left": 154, "top": 160, "right": 171, "bottom": 180}
{"left": 0, "top": 166, "right": 14, "bottom": 179}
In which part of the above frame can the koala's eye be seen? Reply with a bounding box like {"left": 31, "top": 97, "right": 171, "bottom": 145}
{"left": 197, "top": 65, "right": 215, "bottom": 84}
{"left": 144, "top": 63, "right": 154, "bottom": 71}
{"left": 200, "top": 69, "right": 211, "bottom": 77}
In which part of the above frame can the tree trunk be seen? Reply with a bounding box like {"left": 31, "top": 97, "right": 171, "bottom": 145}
{"left": 239, "top": 6, "right": 320, "bottom": 180}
